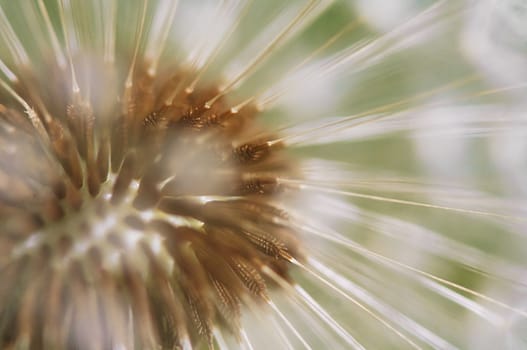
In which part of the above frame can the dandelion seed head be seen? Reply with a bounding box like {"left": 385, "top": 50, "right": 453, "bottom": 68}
{"left": 1, "top": 0, "right": 527, "bottom": 349}
{"left": 0, "top": 1, "right": 309, "bottom": 347}
{"left": 0, "top": 58, "right": 306, "bottom": 346}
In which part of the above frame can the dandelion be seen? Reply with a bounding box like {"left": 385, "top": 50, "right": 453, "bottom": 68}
{"left": 1, "top": 0, "right": 526, "bottom": 349}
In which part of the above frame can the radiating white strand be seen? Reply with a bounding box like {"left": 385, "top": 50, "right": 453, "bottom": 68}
{"left": 206, "top": 0, "right": 322, "bottom": 107}
{"left": 240, "top": 328, "right": 255, "bottom": 350}
{"left": 255, "top": 20, "right": 362, "bottom": 109}
{"left": 305, "top": 260, "right": 458, "bottom": 350}
{"left": 183, "top": 1, "right": 228, "bottom": 71}
{"left": 297, "top": 222, "right": 527, "bottom": 319}
{"left": 410, "top": 103, "right": 527, "bottom": 139}
{"left": 17, "top": 2, "right": 50, "bottom": 65}
{"left": 0, "top": 4, "right": 30, "bottom": 66}
{"left": 294, "top": 285, "right": 366, "bottom": 350}
{"left": 124, "top": 0, "right": 149, "bottom": 89}
{"left": 319, "top": 38, "right": 380, "bottom": 77}
{"left": 68, "top": 0, "right": 100, "bottom": 98}
{"left": 101, "top": 0, "right": 117, "bottom": 64}
{"left": 222, "top": 0, "right": 331, "bottom": 84}
{"left": 462, "top": 0, "right": 527, "bottom": 90}
{"left": 0, "top": 58, "right": 17, "bottom": 82}
{"left": 287, "top": 295, "right": 338, "bottom": 347}
{"left": 186, "top": 0, "right": 254, "bottom": 92}
{"left": 278, "top": 161, "right": 524, "bottom": 324}
{"left": 59, "top": 0, "right": 81, "bottom": 52}
{"left": 278, "top": 106, "right": 527, "bottom": 147}
{"left": 279, "top": 179, "right": 526, "bottom": 222}
{"left": 144, "top": 0, "right": 179, "bottom": 76}
{"left": 269, "top": 314, "right": 295, "bottom": 350}
{"left": 322, "top": 0, "right": 452, "bottom": 77}
{"left": 180, "top": 337, "right": 192, "bottom": 350}
{"left": 57, "top": 0, "right": 81, "bottom": 94}
{"left": 72, "top": 0, "right": 100, "bottom": 52}
{"left": 273, "top": 96, "right": 526, "bottom": 155}
{"left": 119, "top": 0, "right": 149, "bottom": 116}
{"left": 291, "top": 163, "right": 527, "bottom": 217}
{"left": 268, "top": 300, "right": 313, "bottom": 350}
{"left": 301, "top": 223, "right": 500, "bottom": 324}
{"left": 358, "top": 210, "right": 527, "bottom": 286}
{"left": 37, "top": 0, "right": 67, "bottom": 69}
{"left": 212, "top": 328, "right": 229, "bottom": 350}
{"left": 238, "top": 293, "right": 297, "bottom": 350}
{"left": 289, "top": 166, "right": 527, "bottom": 288}
{"left": 91, "top": 0, "right": 105, "bottom": 56}
{"left": 299, "top": 158, "right": 527, "bottom": 220}
{"left": 312, "top": 243, "right": 502, "bottom": 332}
{"left": 68, "top": 0, "right": 107, "bottom": 57}
{"left": 454, "top": 81, "right": 527, "bottom": 101}
{"left": 417, "top": 275, "right": 500, "bottom": 324}
{"left": 262, "top": 266, "right": 355, "bottom": 348}
{"left": 270, "top": 113, "right": 391, "bottom": 146}
{"left": 291, "top": 259, "right": 422, "bottom": 349}
{"left": 266, "top": 74, "right": 477, "bottom": 147}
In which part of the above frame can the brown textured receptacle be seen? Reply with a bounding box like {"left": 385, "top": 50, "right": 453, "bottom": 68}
{"left": 0, "top": 63, "right": 303, "bottom": 349}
